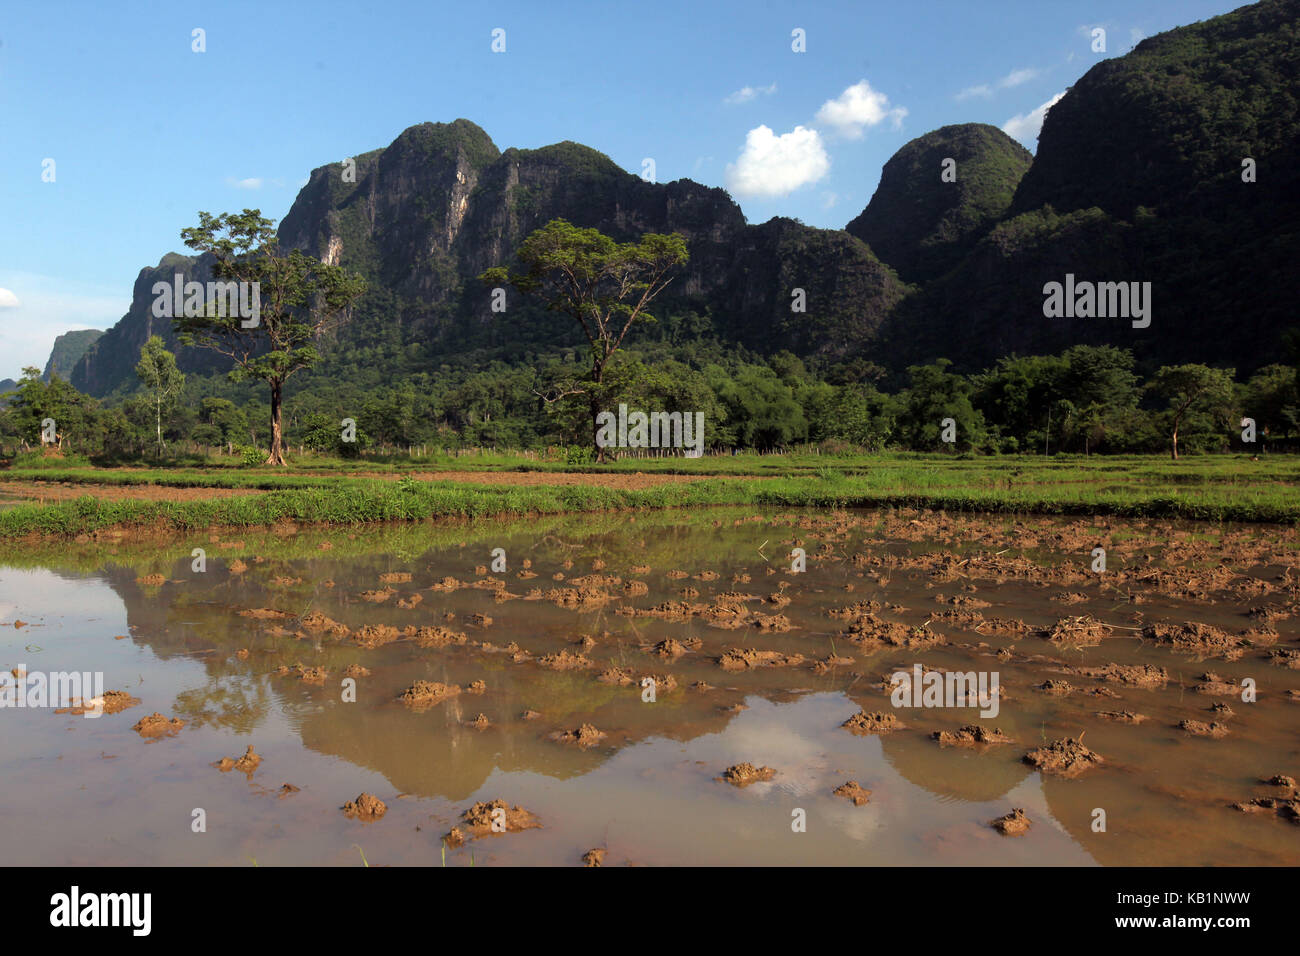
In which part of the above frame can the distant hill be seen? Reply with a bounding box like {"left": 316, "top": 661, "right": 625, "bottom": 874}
{"left": 845, "top": 123, "right": 1033, "bottom": 284}
{"left": 43, "top": 329, "right": 105, "bottom": 382}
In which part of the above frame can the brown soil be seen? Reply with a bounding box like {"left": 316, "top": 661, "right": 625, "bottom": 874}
{"left": 1144, "top": 621, "right": 1245, "bottom": 660}
{"left": 215, "top": 745, "right": 262, "bottom": 775}
{"left": 932, "top": 725, "right": 1014, "bottom": 746}
{"left": 537, "top": 650, "right": 593, "bottom": 671}
{"left": 1074, "top": 663, "right": 1169, "bottom": 688}
{"left": 0, "top": 480, "right": 264, "bottom": 503}
{"left": 449, "top": 799, "right": 542, "bottom": 841}
{"left": 718, "top": 762, "right": 777, "bottom": 787}
{"left": 352, "top": 624, "right": 401, "bottom": 649}
{"left": 1178, "top": 719, "right": 1230, "bottom": 738}
{"left": 132, "top": 713, "right": 184, "bottom": 738}
{"left": 1024, "top": 737, "right": 1103, "bottom": 777}
{"left": 718, "top": 647, "right": 804, "bottom": 670}
{"left": 555, "top": 723, "right": 607, "bottom": 748}
{"left": 342, "top": 793, "right": 387, "bottom": 820}
{"left": 55, "top": 689, "right": 139, "bottom": 716}
{"left": 581, "top": 847, "right": 606, "bottom": 867}
{"left": 1097, "top": 710, "right": 1148, "bottom": 723}
{"left": 842, "top": 711, "right": 904, "bottom": 735}
{"left": 399, "top": 680, "right": 461, "bottom": 709}
{"left": 991, "top": 808, "right": 1032, "bottom": 836}
{"left": 833, "top": 781, "right": 872, "bottom": 805}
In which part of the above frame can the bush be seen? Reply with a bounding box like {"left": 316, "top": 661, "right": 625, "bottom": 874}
{"left": 235, "top": 445, "right": 264, "bottom": 467}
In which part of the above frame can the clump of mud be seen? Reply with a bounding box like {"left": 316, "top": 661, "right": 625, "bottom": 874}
{"left": 1046, "top": 615, "right": 1112, "bottom": 647}
{"left": 216, "top": 745, "right": 262, "bottom": 775}
{"left": 842, "top": 711, "right": 903, "bottom": 735}
{"left": 1024, "top": 737, "right": 1103, "bottom": 777}
{"left": 833, "top": 781, "right": 871, "bottom": 805}
{"left": 300, "top": 611, "right": 350, "bottom": 637}
{"left": 1178, "top": 719, "right": 1230, "bottom": 738}
{"left": 56, "top": 689, "right": 140, "bottom": 716}
{"left": 467, "top": 713, "right": 492, "bottom": 729}
{"left": 447, "top": 799, "right": 542, "bottom": 842}
{"left": 407, "top": 625, "right": 467, "bottom": 648}
{"left": 1193, "top": 672, "right": 1239, "bottom": 696}
{"left": 399, "top": 680, "right": 460, "bottom": 709}
{"left": 537, "top": 650, "right": 592, "bottom": 671}
{"left": 1232, "top": 775, "right": 1300, "bottom": 824}
{"left": 132, "top": 713, "right": 184, "bottom": 738}
{"left": 718, "top": 647, "right": 804, "bottom": 670}
{"left": 718, "top": 763, "right": 776, "bottom": 787}
{"left": 991, "top": 808, "right": 1031, "bottom": 836}
{"left": 1144, "top": 621, "right": 1244, "bottom": 660}
{"left": 379, "top": 572, "right": 412, "bottom": 584}
{"left": 581, "top": 847, "right": 606, "bottom": 867}
{"left": 1075, "top": 663, "right": 1169, "bottom": 688}
{"left": 352, "top": 624, "right": 401, "bottom": 649}
{"left": 1097, "top": 710, "right": 1147, "bottom": 723}
{"left": 812, "top": 654, "right": 856, "bottom": 674}
{"left": 555, "top": 723, "right": 607, "bottom": 748}
{"left": 932, "top": 725, "right": 1013, "bottom": 747}
{"left": 342, "top": 793, "right": 387, "bottom": 820}
{"left": 1037, "top": 679, "right": 1074, "bottom": 696}
{"left": 343, "top": 664, "right": 370, "bottom": 678}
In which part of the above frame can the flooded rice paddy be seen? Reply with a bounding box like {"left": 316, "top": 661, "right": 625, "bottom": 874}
{"left": 1, "top": 507, "right": 1297, "bottom": 866}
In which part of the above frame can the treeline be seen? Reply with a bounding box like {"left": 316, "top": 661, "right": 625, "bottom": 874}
{"left": 0, "top": 340, "right": 1295, "bottom": 461}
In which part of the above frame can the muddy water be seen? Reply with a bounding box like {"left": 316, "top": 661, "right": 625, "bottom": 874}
{"left": 0, "top": 508, "right": 1296, "bottom": 866}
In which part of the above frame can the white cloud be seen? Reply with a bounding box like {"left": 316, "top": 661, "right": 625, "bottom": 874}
{"left": 956, "top": 84, "right": 993, "bottom": 101}
{"left": 227, "top": 177, "right": 264, "bottom": 190}
{"left": 821, "top": 191, "right": 840, "bottom": 209}
{"left": 0, "top": 288, "right": 20, "bottom": 308}
{"left": 725, "top": 124, "right": 830, "bottom": 198}
{"left": 956, "top": 67, "right": 1039, "bottom": 101}
{"left": 814, "top": 80, "right": 907, "bottom": 138}
{"left": 724, "top": 82, "right": 777, "bottom": 106}
{"left": 1002, "top": 91, "right": 1066, "bottom": 146}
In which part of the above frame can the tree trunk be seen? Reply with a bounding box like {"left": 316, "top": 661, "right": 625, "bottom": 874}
{"left": 1171, "top": 423, "right": 1180, "bottom": 460}
{"left": 155, "top": 398, "right": 162, "bottom": 454}
{"left": 268, "top": 380, "right": 287, "bottom": 466}
{"left": 590, "top": 361, "right": 607, "bottom": 463}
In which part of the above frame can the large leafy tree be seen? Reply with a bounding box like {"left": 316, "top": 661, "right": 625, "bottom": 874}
{"left": 177, "top": 210, "right": 367, "bottom": 465}
{"left": 479, "top": 218, "right": 688, "bottom": 458}
{"left": 1147, "top": 364, "right": 1235, "bottom": 459}
{"left": 135, "top": 335, "right": 185, "bottom": 454}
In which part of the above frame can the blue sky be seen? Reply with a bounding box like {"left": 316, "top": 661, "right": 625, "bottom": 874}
{"left": 0, "top": 0, "right": 1246, "bottom": 375}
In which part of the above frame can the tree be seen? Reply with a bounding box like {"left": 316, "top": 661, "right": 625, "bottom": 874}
{"left": 1147, "top": 364, "right": 1235, "bottom": 459}
{"left": 135, "top": 336, "right": 185, "bottom": 454}
{"left": 177, "top": 210, "right": 367, "bottom": 465}
{"left": 479, "top": 219, "right": 688, "bottom": 458}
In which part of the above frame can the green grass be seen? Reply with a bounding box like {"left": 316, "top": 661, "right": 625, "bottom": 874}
{"left": 0, "top": 454, "right": 1296, "bottom": 539}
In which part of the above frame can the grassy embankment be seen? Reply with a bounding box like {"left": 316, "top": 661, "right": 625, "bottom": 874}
{"left": 0, "top": 453, "right": 1296, "bottom": 537}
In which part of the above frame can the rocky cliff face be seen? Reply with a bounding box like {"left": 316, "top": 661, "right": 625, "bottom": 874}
{"left": 43, "top": 329, "right": 104, "bottom": 382}
{"left": 74, "top": 119, "right": 904, "bottom": 395}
